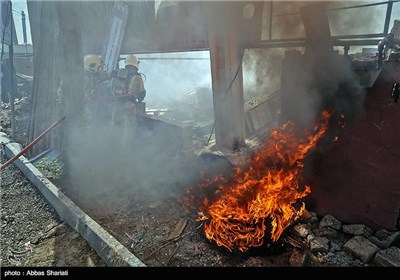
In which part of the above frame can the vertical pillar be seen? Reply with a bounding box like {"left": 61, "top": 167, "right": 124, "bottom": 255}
{"left": 300, "top": 3, "right": 333, "bottom": 58}
{"left": 208, "top": 3, "right": 245, "bottom": 151}
{"left": 280, "top": 3, "right": 334, "bottom": 126}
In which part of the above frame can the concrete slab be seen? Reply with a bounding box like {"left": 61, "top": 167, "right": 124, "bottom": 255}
{"left": 374, "top": 247, "right": 400, "bottom": 267}
{"left": 3, "top": 141, "right": 146, "bottom": 267}
{"left": 343, "top": 235, "right": 380, "bottom": 263}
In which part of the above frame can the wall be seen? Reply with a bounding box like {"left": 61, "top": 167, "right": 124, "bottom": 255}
{"left": 308, "top": 61, "right": 400, "bottom": 230}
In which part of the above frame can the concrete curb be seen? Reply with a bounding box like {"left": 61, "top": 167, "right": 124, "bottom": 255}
{"left": 2, "top": 138, "right": 146, "bottom": 267}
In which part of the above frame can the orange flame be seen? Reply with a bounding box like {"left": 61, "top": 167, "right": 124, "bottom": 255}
{"left": 196, "top": 110, "right": 332, "bottom": 252}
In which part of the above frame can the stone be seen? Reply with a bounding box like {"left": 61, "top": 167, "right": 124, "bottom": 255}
{"left": 309, "top": 211, "right": 318, "bottom": 223}
{"left": 369, "top": 230, "right": 400, "bottom": 249}
{"left": 0, "top": 132, "right": 11, "bottom": 144}
{"left": 289, "top": 248, "right": 307, "bottom": 267}
{"left": 301, "top": 210, "right": 318, "bottom": 224}
{"left": 373, "top": 247, "right": 400, "bottom": 267}
{"left": 30, "top": 236, "right": 39, "bottom": 245}
{"left": 309, "top": 236, "right": 330, "bottom": 253}
{"left": 330, "top": 241, "right": 342, "bottom": 252}
{"left": 375, "top": 229, "right": 392, "bottom": 239}
{"left": 343, "top": 236, "right": 380, "bottom": 263}
{"left": 319, "top": 214, "right": 341, "bottom": 230}
{"left": 45, "top": 221, "right": 59, "bottom": 232}
{"left": 70, "top": 233, "right": 80, "bottom": 240}
{"left": 342, "top": 224, "right": 373, "bottom": 238}
{"left": 294, "top": 223, "right": 313, "bottom": 238}
{"left": 314, "top": 227, "right": 338, "bottom": 238}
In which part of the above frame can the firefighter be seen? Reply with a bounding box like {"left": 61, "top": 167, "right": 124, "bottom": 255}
{"left": 125, "top": 54, "right": 146, "bottom": 103}
{"left": 111, "top": 54, "right": 146, "bottom": 146}
{"left": 377, "top": 33, "right": 400, "bottom": 68}
{"left": 83, "top": 54, "right": 116, "bottom": 125}
{"left": 83, "top": 54, "right": 115, "bottom": 100}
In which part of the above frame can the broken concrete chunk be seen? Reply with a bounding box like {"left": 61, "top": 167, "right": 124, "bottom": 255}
{"left": 314, "top": 227, "right": 338, "bottom": 239}
{"left": 309, "top": 236, "right": 330, "bottom": 253}
{"left": 307, "top": 211, "right": 319, "bottom": 224}
{"left": 343, "top": 236, "right": 380, "bottom": 263}
{"left": 319, "top": 214, "right": 341, "bottom": 230}
{"left": 369, "top": 230, "right": 400, "bottom": 249}
{"left": 329, "top": 241, "right": 342, "bottom": 252}
{"left": 45, "top": 221, "right": 59, "bottom": 232}
{"left": 373, "top": 247, "right": 400, "bottom": 267}
{"left": 342, "top": 224, "right": 373, "bottom": 238}
{"left": 294, "top": 223, "right": 313, "bottom": 238}
{"left": 289, "top": 248, "right": 307, "bottom": 267}
{"left": 375, "top": 229, "right": 392, "bottom": 240}
{"left": 0, "top": 132, "right": 11, "bottom": 144}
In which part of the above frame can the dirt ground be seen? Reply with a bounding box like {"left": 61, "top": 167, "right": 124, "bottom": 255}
{"left": 0, "top": 96, "right": 385, "bottom": 268}
{"left": 1, "top": 98, "right": 105, "bottom": 267}
{"left": 68, "top": 183, "right": 294, "bottom": 267}
{"left": 0, "top": 97, "right": 295, "bottom": 267}
{"left": 0, "top": 164, "right": 106, "bottom": 267}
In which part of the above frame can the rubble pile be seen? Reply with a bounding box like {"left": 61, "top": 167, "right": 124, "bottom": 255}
{"left": 349, "top": 53, "right": 378, "bottom": 71}
{"left": 288, "top": 213, "right": 400, "bottom": 267}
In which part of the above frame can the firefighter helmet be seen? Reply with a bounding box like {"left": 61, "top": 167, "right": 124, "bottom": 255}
{"left": 84, "top": 54, "right": 102, "bottom": 73}
{"left": 125, "top": 54, "right": 139, "bottom": 68}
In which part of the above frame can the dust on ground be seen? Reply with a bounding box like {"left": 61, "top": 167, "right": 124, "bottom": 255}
{"left": 1, "top": 96, "right": 394, "bottom": 268}
{"left": 1, "top": 98, "right": 105, "bottom": 267}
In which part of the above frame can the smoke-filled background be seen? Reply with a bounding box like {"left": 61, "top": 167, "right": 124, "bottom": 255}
{"left": 31, "top": 0, "right": 396, "bottom": 207}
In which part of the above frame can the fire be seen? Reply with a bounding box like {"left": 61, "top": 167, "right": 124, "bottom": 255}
{"left": 196, "top": 110, "right": 332, "bottom": 252}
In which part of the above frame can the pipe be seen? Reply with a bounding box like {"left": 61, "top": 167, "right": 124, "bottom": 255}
{"left": 21, "top": 11, "right": 27, "bottom": 45}
{"left": 0, "top": 116, "right": 65, "bottom": 171}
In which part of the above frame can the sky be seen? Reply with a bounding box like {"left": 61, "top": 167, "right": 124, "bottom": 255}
{"left": 11, "top": 0, "right": 32, "bottom": 44}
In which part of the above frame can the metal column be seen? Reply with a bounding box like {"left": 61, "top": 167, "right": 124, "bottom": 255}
{"left": 208, "top": 3, "right": 245, "bottom": 151}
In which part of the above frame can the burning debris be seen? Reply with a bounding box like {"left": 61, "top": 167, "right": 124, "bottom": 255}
{"left": 190, "top": 110, "right": 332, "bottom": 252}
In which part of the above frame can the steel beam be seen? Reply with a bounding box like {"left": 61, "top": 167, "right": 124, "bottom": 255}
{"left": 208, "top": 3, "right": 245, "bottom": 151}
